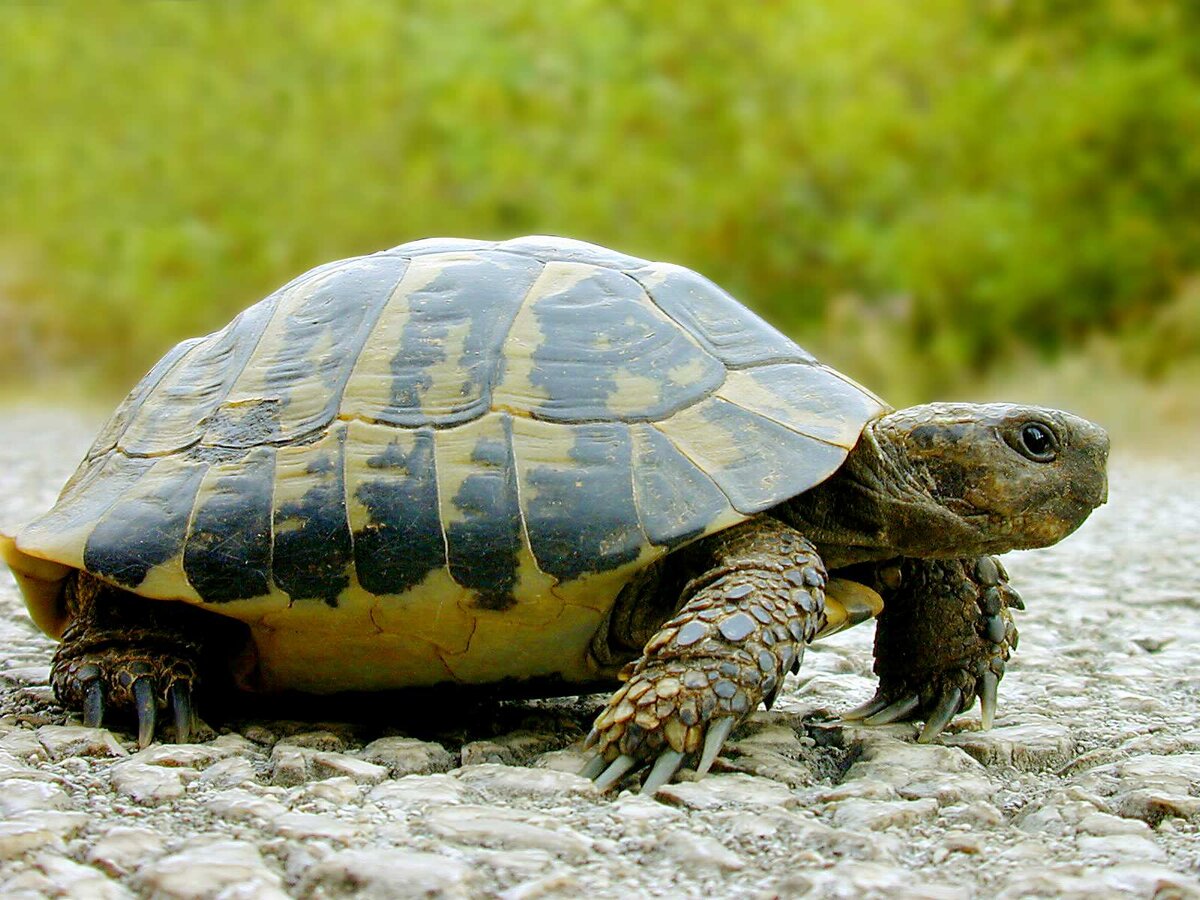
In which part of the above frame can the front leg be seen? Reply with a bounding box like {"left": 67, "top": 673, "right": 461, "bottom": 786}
{"left": 582, "top": 518, "right": 827, "bottom": 793}
{"left": 843, "top": 556, "right": 1021, "bottom": 742}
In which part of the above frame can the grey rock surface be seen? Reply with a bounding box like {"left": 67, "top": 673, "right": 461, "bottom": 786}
{"left": 1, "top": 406, "right": 1198, "bottom": 898}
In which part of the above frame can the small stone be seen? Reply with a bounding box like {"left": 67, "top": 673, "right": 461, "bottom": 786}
{"left": 1112, "top": 788, "right": 1200, "bottom": 824}
{"left": 828, "top": 797, "right": 939, "bottom": 831}
{"left": 657, "top": 830, "right": 744, "bottom": 872}
{"left": 134, "top": 839, "right": 285, "bottom": 899}
{"left": 0, "top": 812, "right": 88, "bottom": 861}
{"left": 426, "top": 805, "right": 592, "bottom": 861}
{"left": 196, "top": 756, "right": 257, "bottom": 788}
{"left": 942, "top": 723, "right": 1075, "bottom": 770}
{"left": 130, "top": 742, "right": 230, "bottom": 769}
{"left": 940, "top": 801, "right": 1005, "bottom": 828}
{"left": 295, "top": 775, "right": 362, "bottom": 806}
{"left": 33, "top": 853, "right": 130, "bottom": 899}
{"left": 0, "top": 777, "right": 72, "bottom": 816}
{"left": 297, "top": 848, "right": 476, "bottom": 899}
{"left": 454, "top": 763, "right": 595, "bottom": 799}
{"left": 1078, "top": 834, "right": 1166, "bottom": 863}
{"left": 1077, "top": 811, "right": 1151, "bottom": 836}
{"left": 817, "top": 779, "right": 900, "bottom": 803}
{"left": 311, "top": 751, "right": 388, "bottom": 785}
{"left": 1100, "top": 864, "right": 1200, "bottom": 898}
{"left": 36, "top": 725, "right": 127, "bottom": 760}
{"left": 272, "top": 811, "right": 361, "bottom": 844}
{"left": 87, "top": 826, "right": 167, "bottom": 876}
{"left": 358, "top": 736, "right": 454, "bottom": 777}
{"left": 461, "top": 732, "right": 558, "bottom": 767}
{"left": 0, "top": 729, "right": 46, "bottom": 760}
{"left": 205, "top": 788, "right": 288, "bottom": 823}
{"left": 110, "top": 761, "right": 187, "bottom": 805}
{"left": 368, "top": 774, "right": 470, "bottom": 809}
{"left": 656, "top": 773, "right": 796, "bottom": 810}
{"left": 269, "top": 744, "right": 313, "bottom": 786}
{"left": 500, "top": 873, "right": 582, "bottom": 900}
{"left": 277, "top": 730, "right": 346, "bottom": 752}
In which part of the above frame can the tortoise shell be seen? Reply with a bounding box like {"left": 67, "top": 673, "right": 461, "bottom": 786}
{"left": 4, "top": 236, "right": 887, "bottom": 692}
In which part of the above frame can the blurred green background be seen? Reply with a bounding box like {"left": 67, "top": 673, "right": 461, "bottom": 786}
{"left": 2, "top": 0, "right": 1197, "bottom": 443}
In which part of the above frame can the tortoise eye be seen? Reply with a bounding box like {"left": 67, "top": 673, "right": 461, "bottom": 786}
{"left": 1017, "top": 422, "right": 1057, "bottom": 462}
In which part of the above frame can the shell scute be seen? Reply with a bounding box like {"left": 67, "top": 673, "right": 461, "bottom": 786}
{"left": 345, "top": 422, "right": 444, "bottom": 598}
{"left": 342, "top": 250, "right": 541, "bottom": 427}
{"left": 184, "top": 446, "right": 275, "bottom": 603}
{"left": 497, "top": 261, "right": 725, "bottom": 423}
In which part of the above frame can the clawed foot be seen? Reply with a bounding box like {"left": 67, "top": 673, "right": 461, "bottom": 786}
{"left": 842, "top": 561, "right": 1021, "bottom": 743}
{"left": 53, "top": 650, "right": 198, "bottom": 748}
{"left": 579, "top": 641, "right": 802, "bottom": 794}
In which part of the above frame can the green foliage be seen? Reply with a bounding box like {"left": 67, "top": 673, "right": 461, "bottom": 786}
{"left": 1, "top": 0, "right": 1197, "bottom": 394}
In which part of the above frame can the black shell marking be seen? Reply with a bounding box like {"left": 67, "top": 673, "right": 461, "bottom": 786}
{"left": 349, "top": 427, "right": 446, "bottom": 597}
{"left": 519, "top": 421, "right": 644, "bottom": 581}
{"left": 271, "top": 425, "right": 353, "bottom": 606}
{"left": 184, "top": 446, "right": 276, "bottom": 603}
{"left": 629, "top": 425, "right": 731, "bottom": 548}
{"left": 84, "top": 457, "right": 208, "bottom": 589}
{"left": 525, "top": 264, "right": 725, "bottom": 422}
{"left": 445, "top": 414, "right": 523, "bottom": 610}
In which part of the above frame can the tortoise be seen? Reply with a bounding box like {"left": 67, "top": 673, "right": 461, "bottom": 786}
{"left": 0, "top": 236, "right": 1109, "bottom": 793}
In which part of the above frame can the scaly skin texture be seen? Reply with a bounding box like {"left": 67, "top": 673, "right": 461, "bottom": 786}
{"left": 585, "top": 518, "right": 826, "bottom": 790}
{"left": 51, "top": 572, "right": 235, "bottom": 745}
{"left": 847, "top": 555, "right": 1019, "bottom": 734}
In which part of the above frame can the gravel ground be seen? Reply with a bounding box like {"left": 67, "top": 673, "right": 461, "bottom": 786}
{"left": 1, "top": 406, "right": 1198, "bottom": 899}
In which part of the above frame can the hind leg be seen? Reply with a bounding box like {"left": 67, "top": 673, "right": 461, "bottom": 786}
{"left": 842, "top": 556, "right": 1021, "bottom": 742}
{"left": 52, "top": 572, "right": 231, "bottom": 747}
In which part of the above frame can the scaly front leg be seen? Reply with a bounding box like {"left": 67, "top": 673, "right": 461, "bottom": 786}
{"left": 843, "top": 555, "right": 1021, "bottom": 741}
{"left": 582, "top": 518, "right": 827, "bottom": 794}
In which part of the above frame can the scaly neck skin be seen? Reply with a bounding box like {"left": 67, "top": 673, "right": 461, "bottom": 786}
{"left": 775, "top": 418, "right": 983, "bottom": 569}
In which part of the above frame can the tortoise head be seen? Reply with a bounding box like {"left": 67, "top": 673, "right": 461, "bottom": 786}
{"left": 865, "top": 402, "right": 1109, "bottom": 557}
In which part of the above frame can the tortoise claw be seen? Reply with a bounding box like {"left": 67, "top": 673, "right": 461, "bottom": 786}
{"left": 863, "top": 693, "right": 920, "bottom": 726}
{"left": 696, "top": 717, "right": 735, "bottom": 778}
{"left": 77, "top": 662, "right": 105, "bottom": 728}
{"left": 594, "top": 754, "right": 637, "bottom": 792}
{"left": 979, "top": 671, "right": 999, "bottom": 729}
{"left": 917, "top": 688, "right": 962, "bottom": 743}
{"left": 133, "top": 678, "right": 157, "bottom": 749}
{"left": 840, "top": 694, "right": 890, "bottom": 722}
{"left": 641, "top": 749, "right": 685, "bottom": 795}
{"left": 169, "top": 682, "right": 192, "bottom": 744}
{"left": 578, "top": 754, "right": 607, "bottom": 780}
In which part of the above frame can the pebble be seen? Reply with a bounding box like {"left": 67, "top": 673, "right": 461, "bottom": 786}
{"left": 453, "top": 762, "right": 596, "bottom": 799}
{"left": 133, "top": 839, "right": 287, "bottom": 899}
{"left": 109, "top": 760, "right": 188, "bottom": 805}
{"left": 358, "top": 736, "right": 455, "bottom": 776}
{"left": 205, "top": 788, "right": 288, "bottom": 823}
{"left": 35, "top": 725, "right": 127, "bottom": 759}
{"left": 0, "top": 777, "right": 71, "bottom": 815}
{"left": 32, "top": 853, "right": 132, "bottom": 899}
{"left": 297, "top": 848, "right": 476, "bottom": 899}
{"left": 827, "top": 797, "right": 940, "bottom": 831}
{"left": 368, "top": 773, "right": 471, "bottom": 809}
{"left": 425, "top": 805, "right": 593, "bottom": 860}
{"left": 656, "top": 773, "right": 798, "bottom": 810}
{"left": 272, "top": 811, "right": 362, "bottom": 844}
{"left": 945, "top": 721, "right": 1077, "bottom": 771}
{"left": 656, "top": 830, "right": 745, "bottom": 872}
{"left": 0, "top": 811, "right": 88, "bottom": 860}
{"left": 86, "top": 826, "right": 167, "bottom": 876}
